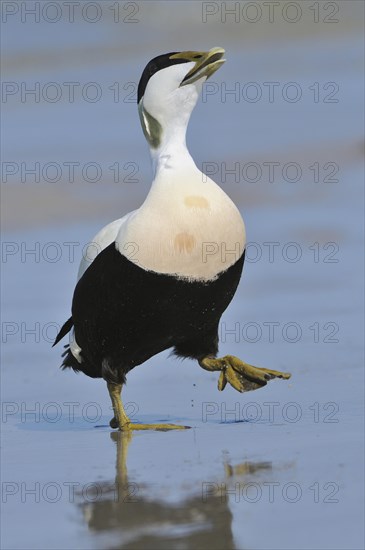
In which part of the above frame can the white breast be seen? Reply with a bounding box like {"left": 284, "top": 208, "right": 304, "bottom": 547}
{"left": 115, "top": 165, "right": 245, "bottom": 281}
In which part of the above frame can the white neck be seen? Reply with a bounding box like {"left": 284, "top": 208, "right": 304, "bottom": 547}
{"left": 139, "top": 83, "right": 201, "bottom": 178}
{"left": 150, "top": 123, "right": 196, "bottom": 177}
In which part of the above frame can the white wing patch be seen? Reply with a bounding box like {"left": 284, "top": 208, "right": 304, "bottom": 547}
{"left": 77, "top": 212, "right": 136, "bottom": 280}
{"left": 69, "top": 328, "right": 83, "bottom": 364}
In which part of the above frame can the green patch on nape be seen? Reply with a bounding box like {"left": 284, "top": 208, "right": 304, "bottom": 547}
{"left": 138, "top": 102, "right": 162, "bottom": 149}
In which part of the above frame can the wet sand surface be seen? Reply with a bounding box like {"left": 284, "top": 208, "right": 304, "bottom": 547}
{"left": 1, "top": 2, "right": 364, "bottom": 549}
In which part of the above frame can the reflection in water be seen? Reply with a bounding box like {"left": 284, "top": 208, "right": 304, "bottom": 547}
{"left": 78, "top": 433, "right": 272, "bottom": 550}
{"left": 224, "top": 460, "right": 272, "bottom": 478}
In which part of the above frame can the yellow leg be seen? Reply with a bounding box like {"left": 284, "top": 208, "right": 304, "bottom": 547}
{"left": 199, "top": 355, "right": 291, "bottom": 393}
{"left": 107, "top": 382, "right": 190, "bottom": 431}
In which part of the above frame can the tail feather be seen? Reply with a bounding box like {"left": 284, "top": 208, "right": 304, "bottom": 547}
{"left": 53, "top": 317, "right": 73, "bottom": 347}
{"left": 54, "top": 317, "right": 101, "bottom": 379}
{"left": 61, "top": 344, "right": 81, "bottom": 373}
{"left": 61, "top": 344, "right": 102, "bottom": 378}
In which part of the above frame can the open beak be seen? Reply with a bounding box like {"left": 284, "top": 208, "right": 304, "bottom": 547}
{"left": 170, "top": 47, "right": 226, "bottom": 87}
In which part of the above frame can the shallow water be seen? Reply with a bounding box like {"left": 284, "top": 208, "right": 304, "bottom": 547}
{"left": 1, "top": 2, "right": 364, "bottom": 549}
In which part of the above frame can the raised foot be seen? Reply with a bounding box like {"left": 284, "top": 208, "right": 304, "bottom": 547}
{"left": 110, "top": 418, "right": 190, "bottom": 431}
{"left": 202, "top": 355, "right": 291, "bottom": 393}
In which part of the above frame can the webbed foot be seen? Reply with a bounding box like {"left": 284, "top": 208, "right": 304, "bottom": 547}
{"left": 200, "top": 355, "right": 291, "bottom": 393}
{"left": 107, "top": 382, "right": 190, "bottom": 431}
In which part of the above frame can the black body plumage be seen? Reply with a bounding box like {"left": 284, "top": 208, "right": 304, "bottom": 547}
{"left": 55, "top": 244, "right": 245, "bottom": 384}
